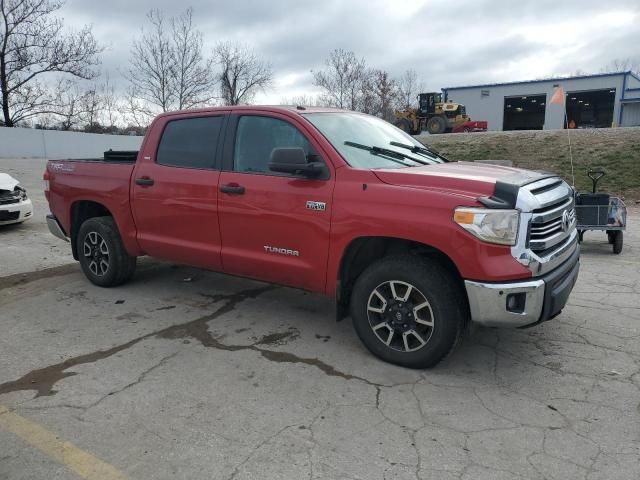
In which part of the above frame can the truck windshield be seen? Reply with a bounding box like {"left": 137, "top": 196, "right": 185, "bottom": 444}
{"left": 304, "top": 112, "right": 444, "bottom": 169}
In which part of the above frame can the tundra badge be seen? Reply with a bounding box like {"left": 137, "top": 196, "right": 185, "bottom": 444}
{"left": 264, "top": 246, "right": 300, "bottom": 257}
{"left": 306, "top": 201, "right": 326, "bottom": 211}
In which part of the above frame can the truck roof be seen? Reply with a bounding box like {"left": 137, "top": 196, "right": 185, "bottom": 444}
{"left": 156, "top": 105, "right": 346, "bottom": 120}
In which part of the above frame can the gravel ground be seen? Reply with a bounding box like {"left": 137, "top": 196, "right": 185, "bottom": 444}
{"left": 1, "top": 157, "right": 639, "bottom": 480}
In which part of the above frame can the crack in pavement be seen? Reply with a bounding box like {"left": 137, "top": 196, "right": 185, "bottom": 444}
{"left": 0, "top": 263, "right": 79, "bottom": 291}
{"left": 0, "top": 285, "right": 274, "bottom": 398}
{"left": 0, "top": 284, "right": 385, "bottom": 400}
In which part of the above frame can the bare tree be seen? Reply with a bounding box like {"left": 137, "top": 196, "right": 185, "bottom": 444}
{"left": 100, "top": 74, "right": 121, "bottom": 129}
{"left": 312, "top": 49, "right": 366, "bottom": 110}
{"left": 366, "top": 69, "right": 397, "bottom": 121}
{"left": 52, "top": 79, "right": 92, "bottom": 130}
{"left": 171, "top": 8, "right": 216, "bottom": 109}
{"left": 126, "top": 8, "right": 216, "bottom": 116}
{"left": 396, "top": 69, "right": 418, "bottom": 110}
{"left": 602, "top": 58, "right": 640, "bottom": 75}
{"left": 0, "top": 0, "right": 102, "bottom": 126}
{"left": 126, "top": 9, "right": 174, "bottom": 113}
{"left": 80, "top": 85, "right": 102, "bottom": 131}
{"left": 214, "top": 41, "right": 273, "bottom": 105}
{"left": 279, "top": 94, "right": 321, "bottom": 107}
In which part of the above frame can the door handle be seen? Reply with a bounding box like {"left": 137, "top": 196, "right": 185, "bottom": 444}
{"left": 135, "top": 177, "right": 154, "bottom": 186}
{"left": 219, "top": 183, "right": 245, "bottom": 194}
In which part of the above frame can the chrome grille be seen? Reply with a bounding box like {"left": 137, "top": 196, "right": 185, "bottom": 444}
{"left": 528, "top": 185, "right": 576, "bottom": 255}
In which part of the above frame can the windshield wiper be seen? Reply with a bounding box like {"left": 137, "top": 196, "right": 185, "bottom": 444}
{"left": 344, "top": 141, "right": 429, "bottom": 166}
{"left": 389, "top": 141, "right": 448, "bottom": 163}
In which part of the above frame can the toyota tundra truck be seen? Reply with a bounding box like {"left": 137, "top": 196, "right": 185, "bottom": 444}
{"left": 44, "top": 106, "right": 580, "bottom": 368}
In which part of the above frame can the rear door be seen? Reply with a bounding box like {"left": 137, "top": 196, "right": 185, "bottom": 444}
{"left": 218, "top": 112, "right": 335, "bottom": 291}
{"left": 131, "top": 112, "right": 227, "bottom": 270}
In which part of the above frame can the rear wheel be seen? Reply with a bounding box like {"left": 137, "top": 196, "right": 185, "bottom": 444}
{"left": 350, "top": 255, "right": 466, "bottom": 368}
{"left": 613, "top": 231, "right": 623, "bottom": 254}
{"left": 77, "top": 216, "right": 137, "bottom": 287}
{"left": 426, "top": 116, "right": 447, "bottom": 134}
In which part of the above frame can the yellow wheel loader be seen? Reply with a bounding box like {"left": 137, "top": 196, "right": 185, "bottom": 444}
{"left": 394, "top": 92, "right": 471, "bottom": 135}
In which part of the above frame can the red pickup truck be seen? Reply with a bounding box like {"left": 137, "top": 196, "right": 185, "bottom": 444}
{"left": 44, "top": 106, "right": 580, "bottom": 368}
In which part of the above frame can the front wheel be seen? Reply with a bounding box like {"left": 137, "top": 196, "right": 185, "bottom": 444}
{"left": 77, "top": 216, "right": 137, "bottom": 287}
{"left": 426, "top": 116, "right": 447, "bottom": 134}
{"left": 350, "top": 256, "right": 466, "bottom": 368}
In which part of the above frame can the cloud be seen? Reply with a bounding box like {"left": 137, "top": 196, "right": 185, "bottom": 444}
{"left": 57, "top": 0, "right": 640, "bottom": 103}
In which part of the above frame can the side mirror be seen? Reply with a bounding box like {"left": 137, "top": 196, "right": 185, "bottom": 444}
{"left": 268, "top": 147, "right": 326, "bottom": 178}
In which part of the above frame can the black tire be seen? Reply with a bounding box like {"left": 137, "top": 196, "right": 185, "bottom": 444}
{"left": 349, "top": 255, "right": 466, "bottom": 369}
{"left": 77, "top": 216, "right": 137, "bottom": 287}
{"left": 426, "top": 116, "right": 447, "bottom": 134}
{"left": 463, "top": 127, "right": 471, "bottom": 133}
{"left": 613, "top": 231, "right": 623, "bottom": 254}
{"left": 578, "top": 230, "right": 584, "bottom": 243}
{"left": 394, "top": 118, "right": 412, "bottom": 134}
{"left": 607, "top": 230, "right": 615, "bottom": 244}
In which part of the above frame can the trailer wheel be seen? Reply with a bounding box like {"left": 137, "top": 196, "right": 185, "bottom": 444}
{"left": 77, "top": 216, "right": 137, "bottom": 287}
{"left": 426, "top": 116, "right": 446, "bottom": 134}
{"left": 350, "top": 255, "right": 466, "bottom": 368}
{"left": 607, "top": 230, "right": 615, "bottom": 244}
{"left": 612, "top": 231, "right": 623, "bottom": 254}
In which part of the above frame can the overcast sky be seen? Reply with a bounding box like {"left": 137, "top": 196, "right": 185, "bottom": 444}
{"left": 60, "top": 0, "right": 640, "bottom": 103}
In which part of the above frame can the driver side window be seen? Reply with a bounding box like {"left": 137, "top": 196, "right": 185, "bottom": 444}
{"left": 233, "top": 116, "right": 316, "bottom": 174}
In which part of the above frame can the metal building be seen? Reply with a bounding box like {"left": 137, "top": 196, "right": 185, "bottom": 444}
{"left": 443, "top": 71, "right": 640, "bottom": 131}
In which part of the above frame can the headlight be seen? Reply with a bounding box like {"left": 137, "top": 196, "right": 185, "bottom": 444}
{"left": 453, "top": 207, "right": 519, "bottom": 246}
{"left": 16, "top": 186, "right": 28, "bottom": 201}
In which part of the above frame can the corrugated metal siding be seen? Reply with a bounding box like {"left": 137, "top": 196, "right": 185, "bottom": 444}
{"left": 445, "top": 74, "right": 626, "bottom": 131}
{"left": 621, "top": 103, "right": 640, "bottom": 126}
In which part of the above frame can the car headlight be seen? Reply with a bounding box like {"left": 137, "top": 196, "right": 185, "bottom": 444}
{"left": 16, "top": 186, "right": 28, "bottom": 201}
{"left": 453, "top": 207, "right": 519, "bottom": 246}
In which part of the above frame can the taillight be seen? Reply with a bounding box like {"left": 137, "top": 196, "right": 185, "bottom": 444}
{"left": 43, "top": 169, "right": 50, "bottom": 192}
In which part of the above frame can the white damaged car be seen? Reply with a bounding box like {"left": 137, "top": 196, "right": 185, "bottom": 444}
{"left": 0, "top": 173, "right": 33, "bottom": 225}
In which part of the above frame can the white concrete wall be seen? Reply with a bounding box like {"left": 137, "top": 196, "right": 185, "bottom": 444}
{"left": 0, "top": 127, "right": 143, "bottom": 159}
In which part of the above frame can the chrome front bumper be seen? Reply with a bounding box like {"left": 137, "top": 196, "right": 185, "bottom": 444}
{"left": 46, "top": 214, "right": 69, "bottom": 241}
{"left": 465, "top": 247, "right": 580, "bottom": 328}
{"left": 465, "top": 278, "right": 545, "bottom": 327}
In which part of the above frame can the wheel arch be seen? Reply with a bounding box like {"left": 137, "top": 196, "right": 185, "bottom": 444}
{"left": 69, "top": 200, "right": 113, "bottom": 260}
{"left": 335, "top": 236, "right": 466, "bottom": 321}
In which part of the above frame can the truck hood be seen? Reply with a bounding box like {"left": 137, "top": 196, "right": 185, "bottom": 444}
{"left": 373, "top": 161, "right": 553, "bottom": 203}
{"left": 0, "top": 173, "right": 20, "bottom": 191}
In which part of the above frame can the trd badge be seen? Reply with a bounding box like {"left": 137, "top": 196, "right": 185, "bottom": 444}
{"left": 306, "top": 201, "right": 326, "bottom": 211}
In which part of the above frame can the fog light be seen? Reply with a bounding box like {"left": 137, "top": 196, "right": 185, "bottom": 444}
{"left": 506, "top": 293, "right": 526, "bottom": 314}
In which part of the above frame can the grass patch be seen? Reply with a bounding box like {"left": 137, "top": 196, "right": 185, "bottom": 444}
{"left": 417, "top": 128, "right": 640, "bottom": 200}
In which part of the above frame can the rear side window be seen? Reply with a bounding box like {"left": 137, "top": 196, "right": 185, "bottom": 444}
{"left": 233, "top": 115, "right": 314, "bottom": 174}
{"left": 156, "top": 116, "right": 223, "bottom": 169}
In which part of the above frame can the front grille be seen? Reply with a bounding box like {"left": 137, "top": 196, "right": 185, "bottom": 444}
{"left": 0, "top": 211, "right": 20, "bottom": 221}
{"left": 527, "top": 181, "right": 575, "bottom": 256}
{"left": 0, "top": 189, "right": 21, "bottom": 205}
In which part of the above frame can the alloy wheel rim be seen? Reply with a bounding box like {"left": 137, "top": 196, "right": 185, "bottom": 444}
{"left": 367, "top": 280, "right": 434, "bottom": 353}
{"left": 83, "top": 231, "right": 110, "bottom": 277}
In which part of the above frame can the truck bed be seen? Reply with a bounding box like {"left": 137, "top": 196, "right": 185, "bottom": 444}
{"left": 50, "top": 150, "right": 139, "bottom": 163}
{"left": 46, "top": 155, "right": 139, "bottom": 254}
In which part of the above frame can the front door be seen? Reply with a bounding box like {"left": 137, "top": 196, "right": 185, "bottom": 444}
{"left": 218, "top": 113, "right": 335, "bottom": 291}
{"left": 131, "top": 113, "right": 227, "bottom": 270}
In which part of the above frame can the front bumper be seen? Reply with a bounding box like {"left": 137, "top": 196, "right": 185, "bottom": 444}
{"left": 0, "top": 198, "right": 33, "bottom": 225}
{"left": 464, "top": 247, "right": 580, "bottom": 328}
